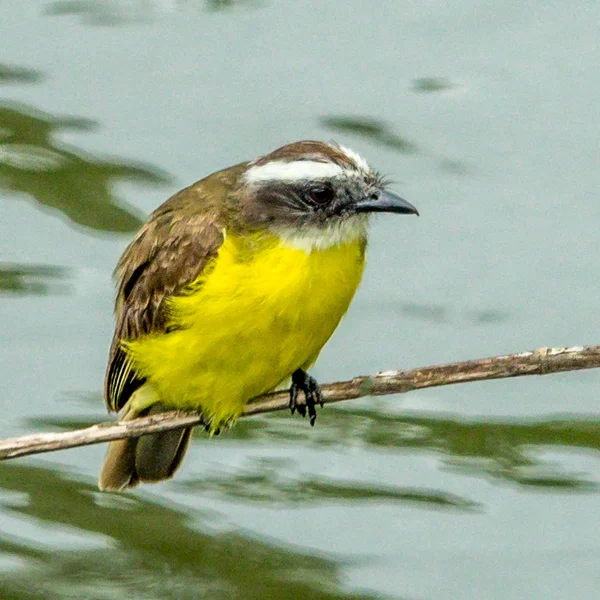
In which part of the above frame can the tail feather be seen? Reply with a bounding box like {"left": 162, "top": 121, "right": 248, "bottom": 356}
{"left": 135, "top": 405, "right": 193, "bottom": 482}
{"left": 98, "top": 401, "right": 143, "bottom": 492}
{"left": 98, "top": 398, "right": 193, "bottom": 492}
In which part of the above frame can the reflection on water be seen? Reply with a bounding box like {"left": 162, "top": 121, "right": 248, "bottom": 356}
{"left": 370, "top": 300, "right": 509, "bottom": 325}
{"left": 321, "top": 116, "right": 418, "bottom": 155}
{"left": 47, "top": 0, "right": 158, "bottom": 26}
{"left": 45, "top": 0, "right": 255, "bottom": 25}
{"left": 411, "top": 78, "right": 454, "bottom": 93}
{"left": 0, "top": 464, "right": 379, "bottom": 600}
{"left": 321, "top": 114, "right": 470, "bottom": 175}
{"left": 177, "top": 458, "right": 477, "bottom": 509}
{"left": 0, "top": 102, "right": 171, "bottom": 233}
{"left": 0, "top": 64, "right": 44, "bottom": 85}
{"left": 205, "top": 0, "right": 259, "bottom": 12}
{"left": 231, "top": 409, "right": 600, "bottom": 490}
{"left": 0, "top": 263, "right": 70, "bottom": 296}
{"left": 29, "top": 404, "right": 600, "bottom": 493}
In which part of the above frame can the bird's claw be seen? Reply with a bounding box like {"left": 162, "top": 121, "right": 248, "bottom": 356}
{"left": 289, "top": 369, "right": 323, "bottom": 426}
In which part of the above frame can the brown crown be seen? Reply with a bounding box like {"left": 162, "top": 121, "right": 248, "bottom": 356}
{"left": 252, "top": 140, "right": 359, "bottom": 170}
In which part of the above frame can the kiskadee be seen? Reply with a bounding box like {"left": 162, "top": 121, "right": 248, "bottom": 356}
{"left": 99, "top": 140, "right": 418, "bottom": 492}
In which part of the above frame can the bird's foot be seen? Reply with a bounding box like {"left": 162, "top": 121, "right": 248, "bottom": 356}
{"left": 203, "top": 424, "right": 221, "bottom": 436}
{"left": 200, "top": 413, "right": 223, "bottom": 437}
{"left": 289, "top": 369, "right": 323, "bottom": 426}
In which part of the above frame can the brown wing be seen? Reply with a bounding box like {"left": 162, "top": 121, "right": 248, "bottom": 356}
{"left": 104, "top": 190, "right": 226, "bottom": 413}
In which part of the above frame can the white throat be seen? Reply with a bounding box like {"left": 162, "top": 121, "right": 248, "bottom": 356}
{"left": 274, "top": 215, "right": 368, "bottom": 253}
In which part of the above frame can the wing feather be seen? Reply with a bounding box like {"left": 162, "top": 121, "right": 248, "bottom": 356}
{"left": 104, "top": 197, "right": 225, "bottom": 412}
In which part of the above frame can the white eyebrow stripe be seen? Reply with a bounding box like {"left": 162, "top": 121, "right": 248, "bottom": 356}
{"left": 244, "top": 160, "right": 348, "bottom": 184}
{"left": 338, "top": 145, "right": 371, "bottom": 172}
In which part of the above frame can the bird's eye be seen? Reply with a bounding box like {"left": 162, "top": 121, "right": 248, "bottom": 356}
{"left": 308, "top": 185, "right": 334, "bottom": 205}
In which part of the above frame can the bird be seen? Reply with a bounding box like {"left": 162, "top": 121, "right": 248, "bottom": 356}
{"left": 98, "top": 140, "right": 418, "bottom": 492}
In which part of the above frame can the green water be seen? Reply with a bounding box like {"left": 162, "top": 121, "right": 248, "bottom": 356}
{"left": 1, "top": 1, "right": 600, "bottom": 598}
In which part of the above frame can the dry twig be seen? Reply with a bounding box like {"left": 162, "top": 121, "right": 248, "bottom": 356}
{"left": 1, "top": 345, "right": 598, "bottom": 461}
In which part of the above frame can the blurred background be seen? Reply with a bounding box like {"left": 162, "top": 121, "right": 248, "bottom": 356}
{"left": 1, "top": 1, "right": 600, "bottom": 598}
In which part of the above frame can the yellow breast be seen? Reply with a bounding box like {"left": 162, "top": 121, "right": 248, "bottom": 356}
{"left": 126, "top": 231, "right": 366, "bottom": 428}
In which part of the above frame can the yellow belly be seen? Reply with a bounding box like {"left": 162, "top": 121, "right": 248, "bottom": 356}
{"left": 125, "top": 232, "right": 366, "bottom": 428}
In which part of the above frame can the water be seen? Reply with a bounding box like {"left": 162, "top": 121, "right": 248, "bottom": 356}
{"left": 1, "top": 1, "right": 600, "bottom": 598}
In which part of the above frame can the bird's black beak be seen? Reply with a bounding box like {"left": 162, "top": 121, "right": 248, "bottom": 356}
{"left": 355, "top": 190, "right": 419, "bottom": 216}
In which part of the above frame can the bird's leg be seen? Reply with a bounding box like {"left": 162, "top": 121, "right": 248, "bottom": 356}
{"left": 289, "top": 369, "right": 324, "bottom": 426}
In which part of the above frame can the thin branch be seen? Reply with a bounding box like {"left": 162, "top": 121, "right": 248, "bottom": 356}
{"left": 1, "top": 345, "right": 599, "bottom": 461}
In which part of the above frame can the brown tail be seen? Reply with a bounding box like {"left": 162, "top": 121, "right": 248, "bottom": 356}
{"left": 98, "top": 402, "right": 192, "bottom": 492}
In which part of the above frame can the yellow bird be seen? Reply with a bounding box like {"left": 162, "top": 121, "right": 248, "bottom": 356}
{"left": 99, "top": 140, "right": 418, "bottom": 491}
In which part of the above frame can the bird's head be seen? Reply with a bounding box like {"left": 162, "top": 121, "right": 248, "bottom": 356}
{"left": 232, "top": 140, "right": 418, "bottom": 251}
